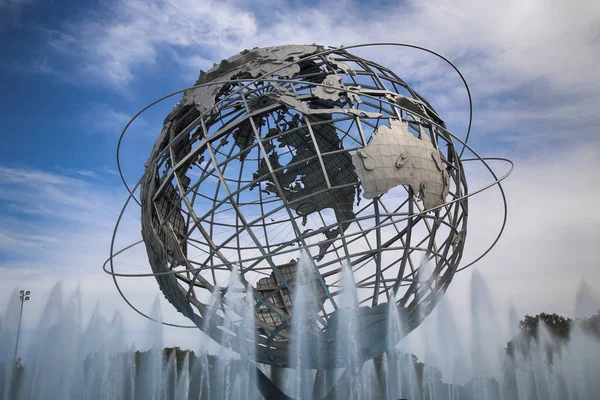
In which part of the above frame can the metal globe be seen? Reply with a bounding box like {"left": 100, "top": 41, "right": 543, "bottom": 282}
{"left": 138, "top": 44, "right": 469, "bottom": 367}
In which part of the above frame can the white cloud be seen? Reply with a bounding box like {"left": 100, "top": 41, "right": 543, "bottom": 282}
{"left": 0, "top": 229, "right": 59, "bottom": 253}
{"left": 79, "top": 103, "right": 154, "bottom": 136}
{"left": 0, "top": 165, "right": 197, "bottom": 351}
{"left": 0, "top": 166, "right": 79, "bottom": 186}
{"left": 44, "top": 0, "right": 600, "bottom": 150}
{"left": 49, "top": 0, "right": 257, "bottom": 86}
{"left": 0, "top": 166, "right": 114, "bottom": 225}
{"left": 452, "top": 145, "right": 600, "bottom": 319}
{"left": 72, "top": 169, "right": 100, "bottom": 179}
{"left": 0, "top": 166, "right": 134, "bottom": 275}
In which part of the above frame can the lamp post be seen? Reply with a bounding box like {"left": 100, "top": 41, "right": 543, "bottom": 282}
{"left": 14, "top": 290, "right": 30, "bottom": 363}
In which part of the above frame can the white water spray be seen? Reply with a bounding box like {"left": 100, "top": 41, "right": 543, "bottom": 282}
{"left": 1, "top": 266, "right": 599, "bottom": 399}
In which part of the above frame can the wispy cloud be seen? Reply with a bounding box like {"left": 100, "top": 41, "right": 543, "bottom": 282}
{"left": 79, "top": 103, "right": 153, "bottom": 136}
{"left": 0, "top": 166, "right": 79, "bottom": 186}
{"left": 458, "top": 145, "right": 600, "bottom": 314}
{"left": 0, "top": 164, "right": 151, "bottom": 320}
{"left": 40, "top": 0, "right": 600, "bottom": 149}
{"left": 0, "top": 229, "right": 59, "bottom": 252}
{"left": 46, "top": 0, "right": 600, "bottom": 95}
{"left": 0, "top": 164, "right": 193, "bottom": 348}
{"left": 47, "top": 0, "right": 257, "bottom": 86}
{"left": 72, "top": 169, "right": 100, "bottom": 179}
{"left": 0, "top": 166, "right": 121, "bottom": 227}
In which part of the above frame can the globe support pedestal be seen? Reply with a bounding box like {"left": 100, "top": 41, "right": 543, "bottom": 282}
{"left": 255, "top": 363, "right": 365, "bottom": 400}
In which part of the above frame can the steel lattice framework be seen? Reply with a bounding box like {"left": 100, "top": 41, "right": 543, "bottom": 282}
{"left": 105, "top": 44, "right": 512, "bottom": 368}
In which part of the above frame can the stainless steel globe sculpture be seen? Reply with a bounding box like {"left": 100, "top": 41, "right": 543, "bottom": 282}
{"left": 108, "top": 44, "right": 511, "bottom": 368}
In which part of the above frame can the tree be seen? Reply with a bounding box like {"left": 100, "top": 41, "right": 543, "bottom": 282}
{"left": 506, "top": 313, "right": 572, "bottom": 357}
{"left": 519, "top": 313, "right": 572, "bottom": 340}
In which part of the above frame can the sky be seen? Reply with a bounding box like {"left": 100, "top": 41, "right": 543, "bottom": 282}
{"left": 1, "top": 0, "right": 600, "bottom": 365}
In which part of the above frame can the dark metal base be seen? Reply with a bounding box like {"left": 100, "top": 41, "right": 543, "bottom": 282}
{"left": 254, "top": 364, "right": 362, "bottom": 400}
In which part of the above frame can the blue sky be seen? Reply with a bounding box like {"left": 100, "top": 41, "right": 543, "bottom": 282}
{"left": 1, "top": 0, "right": 599, "bottom": 367}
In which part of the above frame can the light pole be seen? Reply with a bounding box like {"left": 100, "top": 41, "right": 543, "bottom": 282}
{"left": 14, "top": 290, "right": 30, "bottom": 363}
